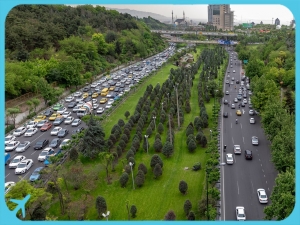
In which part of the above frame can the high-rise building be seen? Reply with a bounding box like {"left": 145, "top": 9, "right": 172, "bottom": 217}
{"left": 275, "top": 18, "right": 280, "bottom": 26}
{"left": 207, "top": 4, "right": 234, "bottom": 31}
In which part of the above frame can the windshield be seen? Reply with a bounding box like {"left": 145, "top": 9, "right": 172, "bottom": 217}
{"left": 27, "top": 129, "right": 33, "bottom": 132}
{"left": 7, "top": 143, "right": 15, "bottom": 147}
{"left": 37, "top": 141, "right": 43, "bottom": 145}
{"left": 15, "top": 128, "right": 22, "bottom": 132}
{"left": 32, "top": 171, "right": 39, "bottom": 175}
{"left": 40, "top": 152, "right": 48, "bottom": 156}
{"left": 12, "top": 158, "right": 20, "bottom": 163}
{"left": 5, "top": 137, "right": 11, "bottom": 141}
{"left": 38, "top": 121, "right": 45, "bottom": 124}
{"left": 18, "top": 143, "right": 25, "bottom": 147}
{"left": 17, "top": 163, "right": 26, "bottom": 168}
{"left": 29, "top": 121, "right": 34, "bottom": 125}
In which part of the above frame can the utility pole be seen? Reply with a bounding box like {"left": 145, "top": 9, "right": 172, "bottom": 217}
{"left": 168, "top": 114, "right": 172, "bottom": 144}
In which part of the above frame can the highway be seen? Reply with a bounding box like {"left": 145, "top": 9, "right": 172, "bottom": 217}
{"left": 151, "top": 30, "right": 238, "bottom": 37}
{"left": 220, "top": 51, "right": 277, "bottom": 220}
{"left": 4, "top": 47, "right": 175, "bottom": 184}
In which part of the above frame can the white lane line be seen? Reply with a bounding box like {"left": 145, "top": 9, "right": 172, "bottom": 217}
{"left": 240, "top": 123, "right": 242, "bottom": 129}
{"left": 268, "top": 187, "right": 270, "bottom": 191}
{"left": 234, "top": 154, "right": 236, "bottom": 163}
{"left": 251, "top": 180, "right": 254, "bottom": 193}
{"left": 231, "top": 123, "right": 232, "bottom": 129}
{"left": 243, "top": 137, "right": 245, "bottom": 144}
{"left": 264, "top": 175, "right": 265, "bottom": 177}
{"left": 237, "top": 181, "right": 239, "bottom": 195}
{"left": 261, "top": 164, "right": 263, "bottom": 167}
{"left": 232, "top": 136, "right": 234, "bottom": 144}
{"left": 259, "top": 158, "right": 261, "bottom": 161}
{"left": 262, "top": 169, "right": 264, "bottom": 172}
{"left": 266, "top": 181, "right": 268, "bottom": 184}
{"left": 5, "top": 173, "right": 10, "bottom": 178}
{"left": 11, "top": 153, "right": 17, "bottom": 158}
{"left": 31, "top": 132, "right": 46, "bottom": 143}
{"left": 31, "top": 151, "right": 37, "bottom": 155}
{"left": 20, "top": 171, "right": 30, "bottom": 181}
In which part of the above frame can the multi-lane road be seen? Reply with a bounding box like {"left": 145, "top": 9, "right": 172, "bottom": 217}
{"left": 220, "top": 51, "right": 277, "bottom": 220}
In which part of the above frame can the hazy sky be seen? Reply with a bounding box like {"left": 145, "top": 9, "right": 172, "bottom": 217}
{"left": 100, "top": 4, "right": 294, "bottom": 25}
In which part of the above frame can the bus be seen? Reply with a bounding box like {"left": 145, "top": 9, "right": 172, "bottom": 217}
{"left": 101, "top": 88, "right": 109, "bottom": 96}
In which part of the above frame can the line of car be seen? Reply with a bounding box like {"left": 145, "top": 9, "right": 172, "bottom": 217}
{"left": 225, "top": 51, "right": 267, "bottom": 221}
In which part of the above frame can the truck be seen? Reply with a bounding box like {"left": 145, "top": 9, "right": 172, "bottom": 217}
{"left": 5, "top": 153, "right": 11, "bottom": 165}
{"left": 76, "top": 102, "right": 92, "bottom": 118}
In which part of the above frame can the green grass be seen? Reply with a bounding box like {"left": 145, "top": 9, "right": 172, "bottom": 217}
{"left": 49, "top": 45, "right": 219, "bottom": 220}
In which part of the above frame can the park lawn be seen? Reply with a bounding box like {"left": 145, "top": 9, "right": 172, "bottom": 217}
{"left": 48, "top": 45, "right": 217, "bottom": 220}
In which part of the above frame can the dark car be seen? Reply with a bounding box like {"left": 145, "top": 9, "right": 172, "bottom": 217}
{"left": 236, "top": 80, "right": 240, "bottom": 84}
{"left": 72, "top": 127, "right": 85, "bottom": 134}
{"left": 83, "top": 86, "right": 90, "bottom": 92}
{"left": 223, "top": 112, "right": 228, "bottom": 118}
{"left": 34, "top": 139, "right": 49, "bottom": 150}
{"left": 68, "top": 101, "right": 77, "bottom": 108}
{"left": 245, "top": 150, "right": 253, "bottom": 160}
{"left": 119, "top": 88, "right": 124, "bottom": 92}
{"left": 49, "top": 138, "right": 61, "bottom": 148}
{"left": 114, "top": 87, "right": 120, "bottom": 92}
{"left": 53, "top": 117, "right": 65, "bottom": 126}
{"left": 57, "top": 129, "right": 69, "bottom": 138}
{"left": 44, "top": 109, "right": 54, "bottom": 117}
{"left": 120, "top": 83, "right": 125, "bottom": 88}
{"left": 85, "top": 96, "right": 92, "bottom": 102}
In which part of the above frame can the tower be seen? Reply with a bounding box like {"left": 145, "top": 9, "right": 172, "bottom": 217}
{"left": 183, "top": 11, "right": 185, "bottom": 21}
{"left": 172, "top": 10, "right": 173, "bottom": 24}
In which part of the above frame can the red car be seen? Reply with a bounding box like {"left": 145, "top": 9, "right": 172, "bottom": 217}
{"left": 40, "top": 122, "right": 52, "bottom": 132}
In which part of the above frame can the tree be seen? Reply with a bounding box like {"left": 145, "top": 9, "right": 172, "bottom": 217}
{"left": 179, "top": 180, "right": 188, "bottom": 195}
{"left": 188, "top": 139, "right": 197, "bottom": 153}
{"left": 125, "top": 111, "right": 130, "bottom": 119}
{"left": 153, "top": 138, "right": 163, "bottom": 152}
{"left": 264, "top": 168, "right": 295, "bottom": 220}
{"left": 6, "top": 107, "right": 21, "bottom": 128}
{"left": 185, "top": 101, "right": 191, "bottom": 113}
{"left": 69, "top": 147, "right": 79, "bottom": 161}
{"left": 95, "top": 196, "right": 107, "bottom": 218}
{"left": 99, "top": 152, "right": 115, "bottom": 183}
{"left": 162, "top": 141, "right": 174, "bottom": 158}
{"left": 118, "top": 119, "right": 125, "bottom": 127}
{"left": 138, "top": 163, "right": 148, "bottom": 175}
{"left": 184, "top": 200, "right": 192, "bottom": 216}
{"left": 31, "top": 206, "right": 46, "bottom": 220}
{"left": 164, "top": 210, "right": 176, "bottom": 220}
{"left": 130, "top": 205, "right": 137, "bottom": 218}
{"left": 186, "top": 125, "right": 194, "bottom": 137}
{"left": 79, "top": 116, "right": 106, "bottom": 159}
{"left": 157, "top": 122, "right": 164, "bottom": 134}
{"left": 135, "top": 170, "right": 145, "bottom": 187}
{"left": 146, "top": 126, "right": 153, "bottom": 136}
{"left": 126, "top": 150, "right": 134, "bottom": 161}
{"left": 119, "top": 172, "right": 129, "bottom": 188}
{"left": 153, "top": 163, "right": 162, "bottom": 179}
{"left": 187, "top": 211, "right": 196, "bottom": 220}
{"left": 150, "top": 154, "right": 163, "bottom": 169}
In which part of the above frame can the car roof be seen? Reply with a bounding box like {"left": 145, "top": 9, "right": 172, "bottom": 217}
{"left": 226, "top": 153, "right": 233, "bottom": 157}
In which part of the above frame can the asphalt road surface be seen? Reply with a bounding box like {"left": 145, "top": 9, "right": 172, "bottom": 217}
{"left": 220, "top": 50, "right": 277, "bottom": 220}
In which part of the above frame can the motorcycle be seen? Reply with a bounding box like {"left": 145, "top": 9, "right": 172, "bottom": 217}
{"left": 236, "top": 119, "right": 238, "bottom": 124}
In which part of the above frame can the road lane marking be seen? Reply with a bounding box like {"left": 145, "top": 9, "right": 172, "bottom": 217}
{"left": 31, "top": 151, "right": 37, "bottom": 155}
{"left": 266, "top": 181, "right": 268, "bottom": 184}
{"left": 32, "top": 132, "right": 46, "bottom": 143}
{"left": 5, "top": 173, "right": 10, "bottom": 178}
{"left": 237, "top": 181, "right": 239, "bottom": 195}
{"left": 264, "top": 175, "right": 265, "bottom": 177}
{"left": 240, "top": 123, "right": 242, "bottom": 129}
{"left": 243, "top": 137, "right": 245, "bottom": 144}
{"left": 262, "top": 169, "right": 264, "bottom": 172}
{"left": 268, "top": 188, "right": 270, "bottom": 191}
{"left": 251, "top": 180, "right": 254, "bottom": 193}
{"left": 261, "top": 164, "right": 263, "bottom": 167}
{"left": 259, "top": 158, "right": 261, "bottom": 161}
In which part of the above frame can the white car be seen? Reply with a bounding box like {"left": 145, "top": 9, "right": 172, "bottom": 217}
{"left": 92, "top": 99, "right": 97, "bottom": 104}
{"left": 73, "top": 91, "right": 82, "bottom": 97}
{"left": 5, "top": 135, "right": 16, "bottom": 146}
{"left": 65, "top": 96, "right": 74, "bottom": 102}
{"left": 91, "top": 83, "right": 98, "bottom": 88}
{"left": 15, "top": 141, "right": 31, "bottom": 153}
{"left": 36, "top": 120, "right": 48, "bottom": 128}
{"left": 13, "top": 126, "right": 27, "bottom": 137}
{"left": 71, "top": 119, "right": 81, "bottom": 127}
{"left": 59, "top": 139, "right": 70, "bottom": 149}
{"left": 97, "top": 107, "right": 105, "bottom": 114}
{"left": 257, "top": 189, "right": 268, "bottom": 203}
{"left": 107, "top": 99, "right": 114, "bottom": 105}
{"left": 51, "top": 127, "right": 63, "bottom": 136}
{"left": 252, "top": 136, "right": 259, "bottom": 145}
{"left": 64, "top": 116, "right": 75, "bottom": 125}
{"left": 226, "top": 153, "right": 234, "bottom": 164}
{"left": 250, "top": 118, "right": 255, "bottom": 124}
{"left": 233, "top": 70, "right": 236, "bottom": 73}
{"left": 234, "top": 98, "right": 238, "bottom": 103}
{"left": 26, "top": 121, "right": 37, "bottom": 129}
{"left": 93, "top": 103, "right": 99, "bottom": 109}
{"left": 38, "top": 147, "right": 54, "bottom": 162}
{"left": 243, "top": 99, "right": 247, "bottom": 104}
{"left": 9, "top": 155, "right": 26, "bottom": 168}
{"left": 233, "top": 145, "right": 241, "bottom": 154}
{"left": 5, "top": 141, "right": 20, "bottom": 152}
{"left": 105, "top": 104, "right": 112, "bottom": 109}
{"left": 5, "top": 182, "right": 15, "bottom": 194}
{"left": 15, "top": 159, "right": 33, "bottom": 175}
{"left": 57, "top": 107, "right": 67, "bottom": 114}
{"left": 24, "top": 128, "right": 38, "bottom": 137}
{"left": 62, "top": 111, "right": 72, "bottom": 118}
{"left": 236, "top": 206, "right": 246, "bottom": 221}
{"left": 73, "top": 105, "right": 82, "bottom": 112}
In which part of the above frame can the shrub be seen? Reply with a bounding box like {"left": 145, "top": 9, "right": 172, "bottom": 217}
{"left": 119, "top": 172, "right": 129, "bottom": 187}
{"left": 164, "top": 210, "right": 176, "bottom": 220}
{"left": 184, "top": 199, "right": 192, "bottom": 216}
{"left": 126, "top": 150, "right": 134, "bottom": 161}
{"left": 153, "top": 163, "right": 162, "bottom": 179}
{"left": 162, "top": 141, "right": 173, "bottom": 157}
{"left": 150, "top": 154, "right": 163, "bottom": 168}
{"left": 130, "top": 205, "right": 137, "bottom": 218}
{"left": 135, "top": 170, "right": 145, "bottom": 187}
{"left": 138, "top": 163, "right": 148, "bottom": 175}
{"left": 179, "top": 180, "right": 188, "bottom": 194}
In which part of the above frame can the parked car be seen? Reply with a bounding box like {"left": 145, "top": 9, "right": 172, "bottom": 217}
{"left": 44, "top": 109, "right": 54, "bottom": 117}
{"left": 38, "top": 147, "right": 55, "bottom": 162}
{"left": 52, "top": 103, "right": 63, "bottom": 111}
{"left": 51, "top": 127, "right": 63, "bottom": 136}
{"left": 40, "top": 122, "right": 52, "bottom": 132}
{"left": 15, "top": 159, "right": 34, "bottom": 175}
{"left": 36, "top": 120, "right": 48, "bottom": 128}
{"left": 5, "top": 182, "right": 15, "bottom": 194}
{"left": 71, "top": 119, "right": 81, "bottom": 127}
{"left": 97, "top": 107, "right": 105, "bottom": 114}
{"left": 49, "top": 113, "right": 62, "bottom": 121}
{"left": 9, "top": 155, "right": 26, "bottom": 169}
{"left": 57, "top": 107, "right": 67, "bottom": 114}
{"left": 68, "top": 101, "right": 77, "bottom": 108}
{"left": 49, "top": 138, "right": 61, "bottom": 148}
{"left": 5, "top": 135, "right": 16, "bottom": 146}
{"left": 64, "top": 116, "right": 74, "bottom": 125}
{"left": 15, "top": 141, "right": 31, "bottom": 153}
{"left": 26, "top": 121, "right": 37, "bottom": 129}
{"left": 59, "top": 139, "right": 70, "bottom": 149}
{"left": 34, "top": 115, "right": 46, "bottom": 122}
{"left": 72, "top": 127, "right": 85, "bottom": 134}
{"left": 34, "top": 139, "right": 49, "bottom": 150}
{"left": 62, "top": 111, "right": 72, "bottom": 118}
{"left": 29, "top": 167, "right": 44, "bottom": 182}
{"left": 53, "top": 117, "right": 65, "bottom": 126}
{"left": 65, "top": 96, "right": 74, "bottom": 102}
{"left": 13, "top": 126, "right": 27, "bottom": 137}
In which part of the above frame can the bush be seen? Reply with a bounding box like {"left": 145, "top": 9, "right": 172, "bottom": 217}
{"left": 5, "top": 124, "right": 15, "bottom": 134}
{"left": 119, "top": 172, "right": 129, "bottom": 187}
{"left": 162, "top": 141, "right": 173, "bottom": 158}
{"left": 179, "top": 180, "right": 188, "bottom": 194}
{"left": 150, "top": 154, "right": 163, "bottom": 168}
{"left": 153, "top": 138, "right": 163, "bottom": 152}
{"left": 135, "top": 170, "right": 145, "bottom": 187}
{"left": 138, "top": 163, "right": 148, "bottom": 175}
{"left": 192, "top": 162, "right": 201, "bottom": 171}
{"left": 153, "top": 163, "right": 162, "bottom": 179}
{"left": 184, "top": 200, "right": 192, "bottom": 216}
{"left": 126, "top": 150, "right": 134, "bottom": 161}
{"left": 164, "top": 210, "right": 176, "bottom": 220}
{"left": 26, "top": 111, "right": 37, "bottom": 119}
{"left": 130, "top": 205, "right": 137, "bottom": 218}
{"left": 187, "top": 139, "right": 197, "bottom": 153}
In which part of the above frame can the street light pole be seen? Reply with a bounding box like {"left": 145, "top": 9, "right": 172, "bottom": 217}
{"left": 129, "top": 162, "right": 135, "bottom": 190}
{"left": 144, "top": 135, "right": 149, "bottom": 154}
{"left": 102, "top": 211, "right": 110, "bottom": 221}
{"left": 153, "top": 116, "right": 156, "bottom": 130}
{"left": 161, "top": 102, "right": 164, "bottom": 111}
{"left": 209, "top": 130, "right": 212, "bottom": 140}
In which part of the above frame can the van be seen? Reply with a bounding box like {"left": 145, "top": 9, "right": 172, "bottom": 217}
{"left": 101, "top": 88, "right": 109, "bottom": 96}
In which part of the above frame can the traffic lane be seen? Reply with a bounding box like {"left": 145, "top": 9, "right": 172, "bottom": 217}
{"left": 5, "top": 115, "right": 84, "bottom": 183}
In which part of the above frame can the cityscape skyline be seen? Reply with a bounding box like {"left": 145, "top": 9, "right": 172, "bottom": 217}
{"left": 100, "top": 4, "right": 294, "bottom": 25}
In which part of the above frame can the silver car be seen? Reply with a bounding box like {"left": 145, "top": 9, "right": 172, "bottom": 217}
{"left": 71, "top": 119, "right": 82, "bottom": 127}
{"left": 9, "top": 155, "right": 26, "bottom": 168}
{"left": 15, "top": 141, "right": 31, "bottom": 153}
{"left": 226, "top": 153, "right": 234, "bottom": 165}
{"left": 252, "top": 136, "right": 259, "bottom": 145}
{"left": 13, "top": 126, "right": 27, "bottom": 136}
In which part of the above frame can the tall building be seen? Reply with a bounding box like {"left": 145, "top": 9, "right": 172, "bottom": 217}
{"left": 207, "top": 4, "right": 234, "bottom": 31}
{"left": 275, "top": 18, "right": 280, "bottom": 26}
